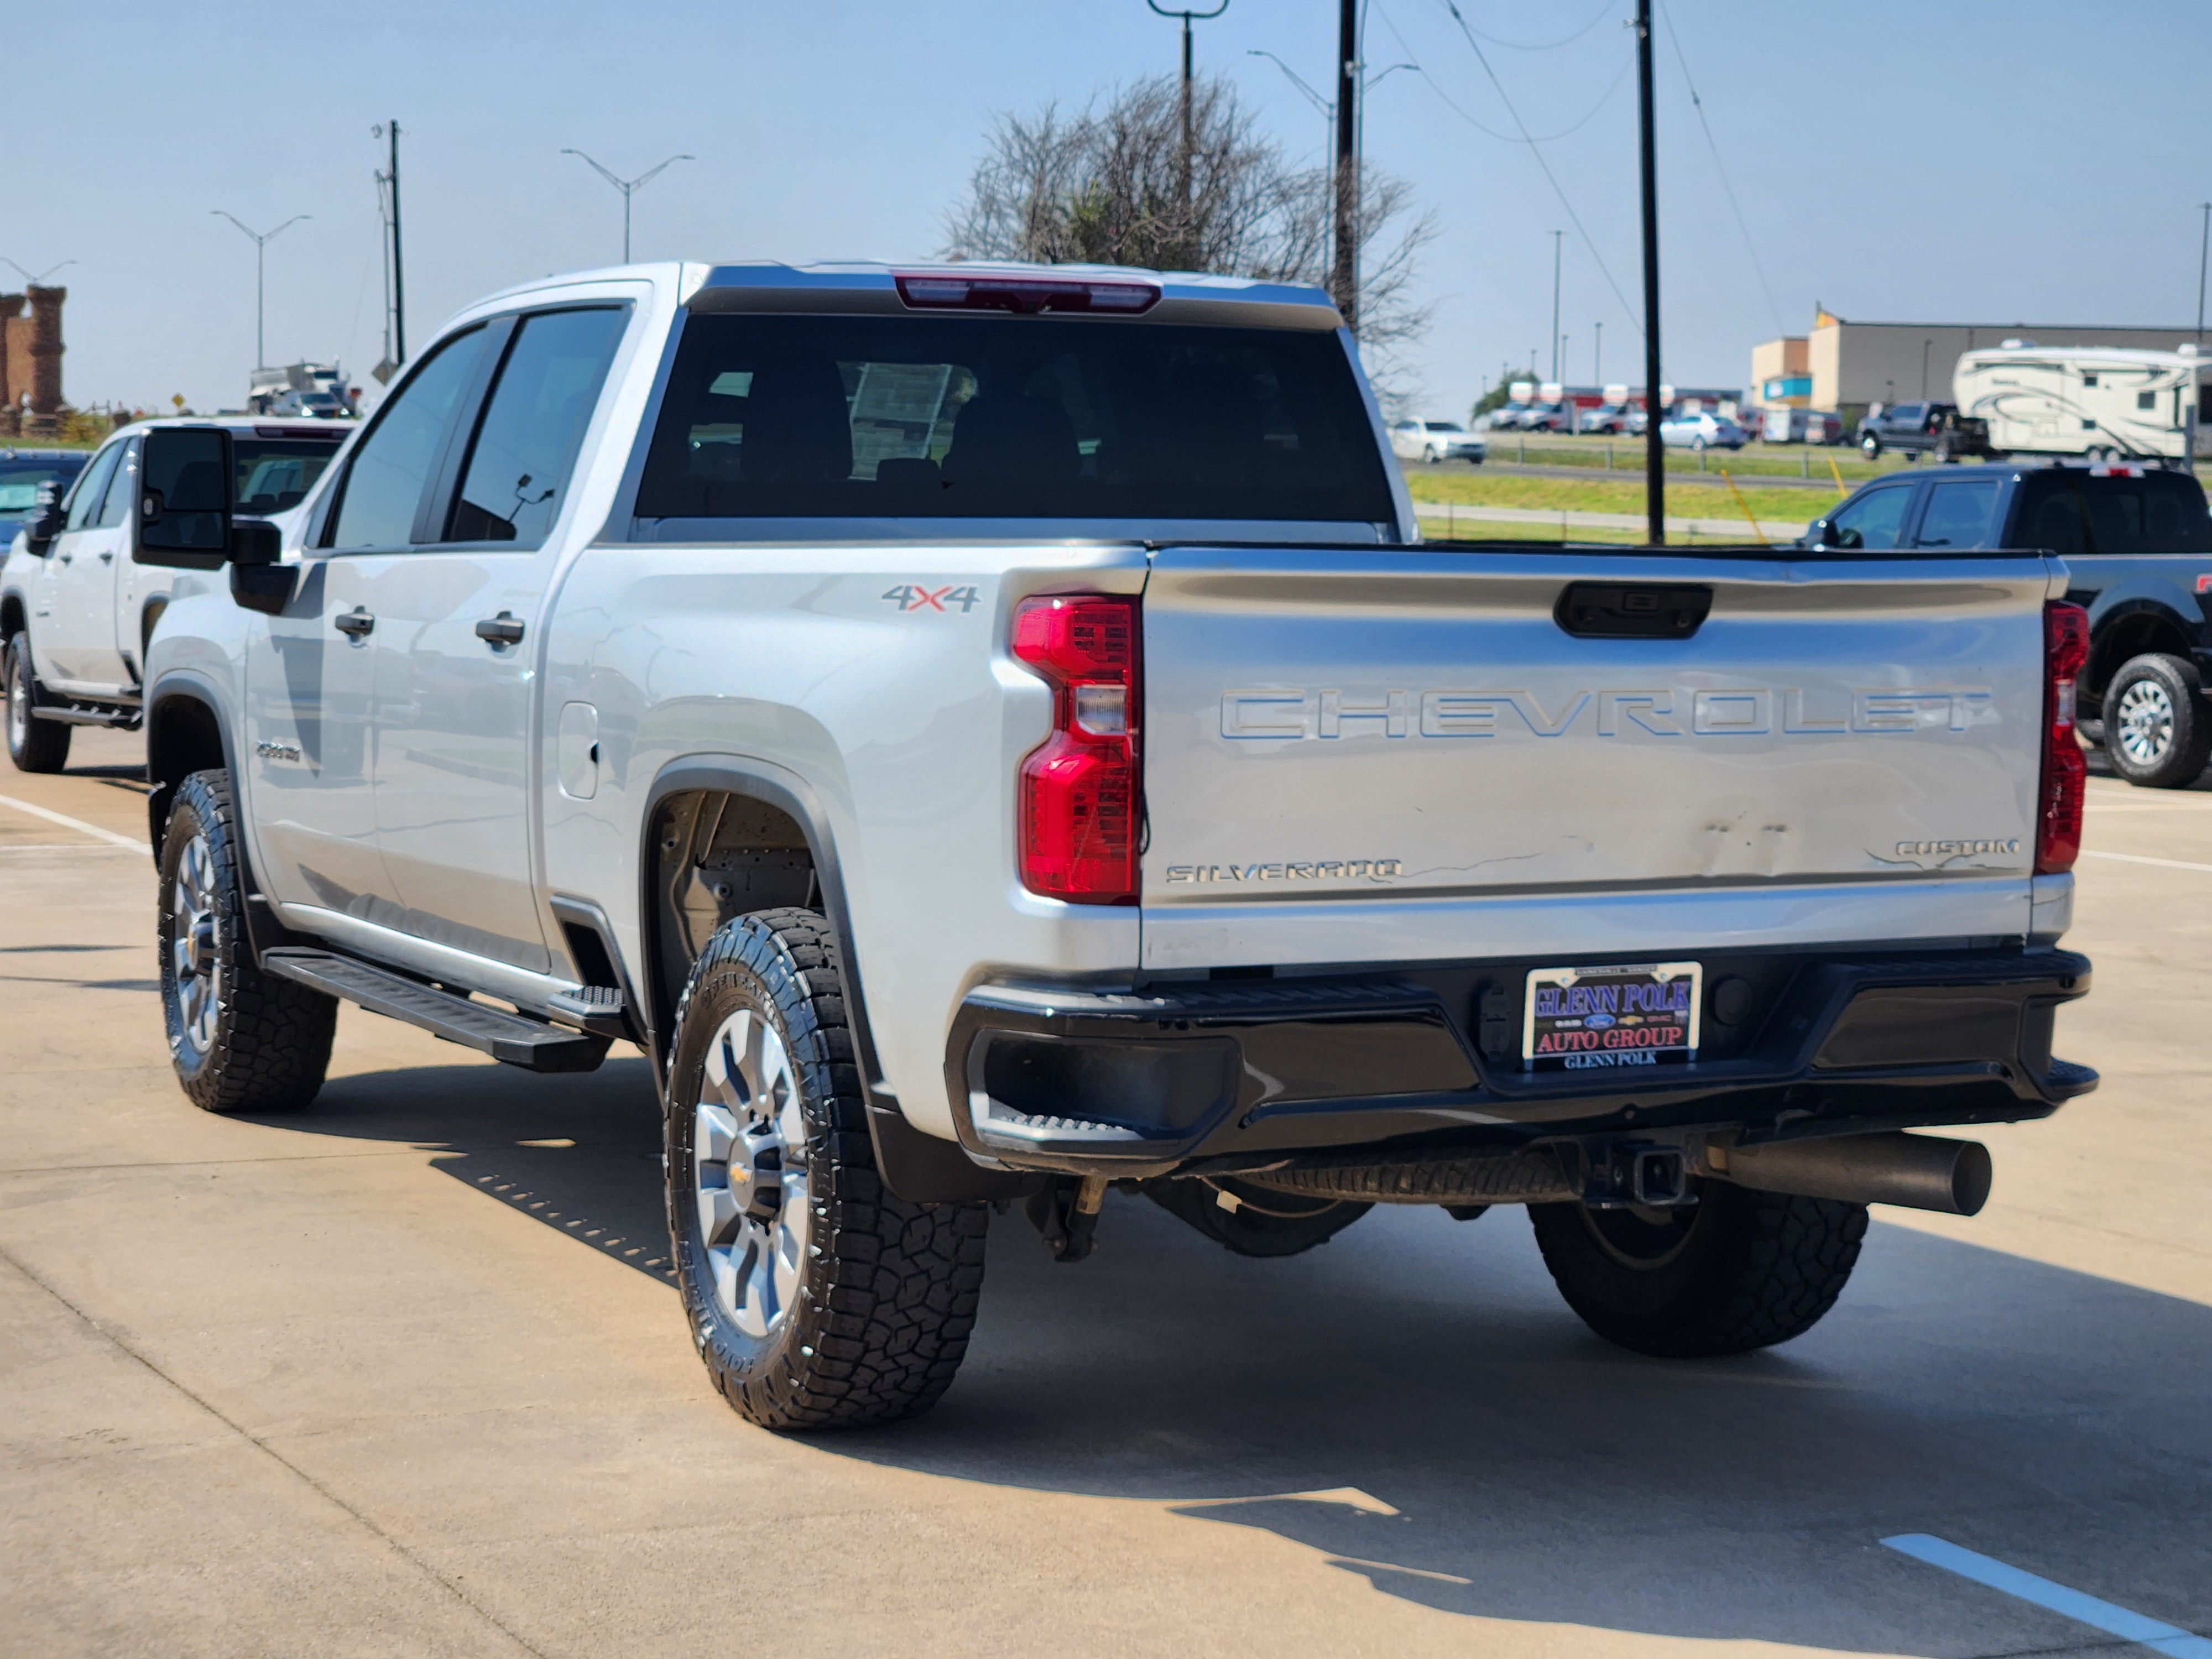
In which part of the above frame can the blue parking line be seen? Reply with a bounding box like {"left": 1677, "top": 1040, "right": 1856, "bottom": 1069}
{"left": 1882, "top": 1534, "right": 2212, "bottom": 1657}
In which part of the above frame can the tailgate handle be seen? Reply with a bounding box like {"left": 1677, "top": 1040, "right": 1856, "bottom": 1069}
{"left": 1554, "top": 582, "right": 1712, "bottom": 639}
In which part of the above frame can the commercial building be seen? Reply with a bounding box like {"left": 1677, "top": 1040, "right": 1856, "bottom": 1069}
{"left": 1751, "top": 307, "right": 2206, "bottom": 430}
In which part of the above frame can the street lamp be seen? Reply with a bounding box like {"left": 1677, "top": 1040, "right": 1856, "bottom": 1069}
{"left": 211, "top": 212, "right": 309, "bottom": 371}
{"left": 1, "top": 258, "right": 76, "bottom": 286}
{"left": 561, "top": 150, "right": 695, "bottom": 264}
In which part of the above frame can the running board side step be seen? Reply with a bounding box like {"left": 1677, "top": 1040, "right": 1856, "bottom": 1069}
{"left": 259, "top": 948, "right": 612, "bottom": 1073}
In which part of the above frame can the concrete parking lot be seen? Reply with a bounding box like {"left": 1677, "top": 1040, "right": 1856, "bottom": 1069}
{"left": 3, "top": 729, "right": 2209, "bottom": 1658}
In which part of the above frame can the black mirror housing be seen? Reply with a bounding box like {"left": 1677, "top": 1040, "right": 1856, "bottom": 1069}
{"left": 228, "top": 521, "right": 295, "bottom": 615}
{"left": 23, "top": 483, "right": 64, "bottom": 553}
{"left": 135, "top": 427, "right": 233, "bottom": 569}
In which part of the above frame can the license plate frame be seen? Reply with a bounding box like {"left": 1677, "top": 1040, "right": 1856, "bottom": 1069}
{"left": 1521, "top": 961, "right": 1703, "bottom": 1072}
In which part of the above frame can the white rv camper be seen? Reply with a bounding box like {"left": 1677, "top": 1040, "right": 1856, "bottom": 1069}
{"left": 1953, "top": 342, "right": 2209, "bottom": 463}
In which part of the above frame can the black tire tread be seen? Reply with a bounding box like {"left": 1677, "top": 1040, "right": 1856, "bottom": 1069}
{"left": 2103, "top": 652, "right": 2211, "bottom": 789}
{"left": 668, "top": 907, "right": 987, "bottom": 1430}
{"left": 1529, "top": 1183, "right": 1867, "bottom": 1358}
{"left": 6, "top": 637, "right": 71, "bottom": 774}
{"left": 160, "top": 770, "right": 335, "bottom": 1113}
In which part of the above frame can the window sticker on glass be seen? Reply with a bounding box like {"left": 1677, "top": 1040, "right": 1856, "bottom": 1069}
{"left": 1522, "top": 962, "right": 1703, "bottom": 1071}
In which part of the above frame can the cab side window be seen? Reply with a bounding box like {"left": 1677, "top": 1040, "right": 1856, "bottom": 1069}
{"left": 446, "top": 307, "right": 628, "bottom": 547}
{"left": 1913, "top": 477, "right": 2001, "bottom": 549}
{"left": 62, "top": 443, "right": 123, "bottom": 533}
{"left": 93, "top": 437, "right": 141, "bottom": 529}
{"left": 1830, "top": 484, "right": 1912, "bottom": 550}
{"left": 328, "top": 327, "right": 489, "bottom": 550}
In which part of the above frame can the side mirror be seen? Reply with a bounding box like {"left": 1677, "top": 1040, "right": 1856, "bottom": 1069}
{"left": 135, "top": 427, "right": 233, "bottom": 569}
{"left": 23, "top": 483, "right": 64, "bottom": 553}
{"left": 1809, "top": 519, "right": 1863, "bottom": 551}
{"left": 228, "top": 521, "right": 295, "bottom": 615}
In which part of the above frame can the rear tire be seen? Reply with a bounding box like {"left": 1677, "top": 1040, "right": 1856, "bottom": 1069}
{"left": 2104, "top": 653, "right": 2212, "bottom": 787}
{"left": 5, "top": 635, "right": 70, "bottom": 774}
{"left": 666, "top": 909, "right": 988, "bottom": 1429}
{"left": 158, "top": 769, "right": 336, "bottom": 1113}
{"left": 1528, "top": 1180, "right": 1866, "bottom": 1357}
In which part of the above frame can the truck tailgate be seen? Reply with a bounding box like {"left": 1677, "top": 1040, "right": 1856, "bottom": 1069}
{"left": 1139, "top": 546, "right": 2058, "bottom": 969}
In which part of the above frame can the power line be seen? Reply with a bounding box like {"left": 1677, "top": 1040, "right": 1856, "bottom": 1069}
{"left": 1452, "top": 0, "right": 1619, "bottom": 52}
{"left": 1376, "top": 4, "right": 1630, "bottom": 146}
{"left": 1655, "top": 0, "right": 1784, "bottom": 336}
{"left": 1430, "top": 0, "right": 1644, "bottom": 335}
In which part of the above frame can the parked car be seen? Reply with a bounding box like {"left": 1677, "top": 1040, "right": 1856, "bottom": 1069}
{"left": 0, "top": 448, "right": 90, "bottom": 543}
{"left": 1856, "top": 400, "right": 1991, "bottom": 462}
{"left": 1578, "top": 402, "right": 1633, "bottom": 435}
{"left": 1521, "top": 400, "right": 1574, "bottom": 433}
{"left": 1805, "top": 462, "right": 2212, "bottom": 786}
{"left": 1762, "top": 408, "right": 1844, "bottom": 445}
{"left": 126, "top": 258, "right": 2093, "bottom": 1431}
{"left": 1475, "top": 400, "right": 1532, "bottom": 431}
{"left": 1657, "top": 410, "right": 1748, "bottom": 450}
{"left": 1, "top": 416, "right": 347, "bottom": 769}
{"left": 1389, "top": 419, "right": 1485, "bottom": 465}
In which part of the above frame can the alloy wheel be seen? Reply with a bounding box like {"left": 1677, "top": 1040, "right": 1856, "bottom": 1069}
{"left": 2117, "top": 677, "right": 2176, "bottom": 766}
{"left": 168, "top": 828, "right": 223, "bottom": 1062}
{"left": 6, "top": 651, "right": 25, "bottom": 751}
{"left": 693, "top": 1008, "right": 811, "bottom": 1339}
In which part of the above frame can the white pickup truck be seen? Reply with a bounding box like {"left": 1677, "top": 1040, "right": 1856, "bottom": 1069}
{"left": 2, "top": 415, "right": 345, "bottom": 771}
{"left": 131, "top": 260, "right": 2096, "bottom": 1430}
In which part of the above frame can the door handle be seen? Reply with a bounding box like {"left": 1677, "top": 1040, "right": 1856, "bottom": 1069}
{"left": 335, "top": 607, "right": 375, "bottom": 639}
{"left": 56, "top": 551, "right": 71, "bottom": 565}
{"left": 474, "top": 611, "right": 525, "bottom": 646}
{"left": 98, "top": 551, "right": 114, "bottom": 564}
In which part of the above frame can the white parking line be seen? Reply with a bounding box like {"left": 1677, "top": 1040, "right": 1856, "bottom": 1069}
{"left": 2080, "top": 849, "right": 2212, "bottom": 874}
{"left": 0, "top": 792, "right": 143, "bottom": 852}
{"left": 1883, "top": 1534, "right": 2212, "bottom": 1657}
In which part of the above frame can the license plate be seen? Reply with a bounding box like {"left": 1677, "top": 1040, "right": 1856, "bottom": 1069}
{"left": 1521, "top": 961, "right": 1702, "bottom": 1072}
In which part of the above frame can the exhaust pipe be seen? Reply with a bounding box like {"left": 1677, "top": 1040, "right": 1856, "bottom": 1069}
{"left": 1710, "top": 1131, "right": 1992, "bottom": 1217}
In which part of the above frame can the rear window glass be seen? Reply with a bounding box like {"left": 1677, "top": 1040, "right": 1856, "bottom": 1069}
{"left": 635, "top": 314, "right": 1394, "bottom": 523}
{"left": 235, "top": 437, "right": 343, "bottom": 514}
{"left": 2014, "top": 472, "right": 2212, "bottom": 555}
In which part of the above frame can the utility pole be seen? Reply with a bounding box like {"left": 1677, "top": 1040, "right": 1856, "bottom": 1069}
{"left": 1594, "top": 319, "right": 1603, "bottom": 386}
{"left": 373, "top": 122, "right": 406, "bottom": 377}
{"left": 2196, "top": 201, "right": 2210, "bottom": 352}
{"left": 562, "top": 150, "right": 695, "bottom": 263}
{"left": 211, "top": 211, "right": 309, "bottom": 371}
{"left": 1149, "top": 1, "right": 1228, "bottom": 243}
{"left": 1636, "top": 0, "right": 1663, "bottom": 544}
{"left": 1332, "top": 0, "right": 1359, "bottom": 332}
{"left": 1550, "top": 229, "right": 1564, "bottom": 384}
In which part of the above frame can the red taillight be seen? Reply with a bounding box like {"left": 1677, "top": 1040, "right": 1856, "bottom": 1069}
{"left": 1012, "top": 594, "right": 1140, "bottom": 902}
{"left": 2038, "top": 601, "right": 2090, "bottom": 874}
{"left": 894, "top": 270, "right": 1159, "bottom": 315}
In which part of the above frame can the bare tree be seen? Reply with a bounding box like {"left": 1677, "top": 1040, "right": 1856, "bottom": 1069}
{"left": 943, "top": 75, "right": 1433, "bottom": 384}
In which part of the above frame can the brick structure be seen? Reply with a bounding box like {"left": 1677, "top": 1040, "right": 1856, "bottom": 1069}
{"left": 0, "top": 286, "right": 64, "bottom": 433}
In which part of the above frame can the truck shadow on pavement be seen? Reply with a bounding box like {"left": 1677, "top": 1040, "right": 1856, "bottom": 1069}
{"left": 264, "top": 1055, "right": 2212, "bottom": 1656}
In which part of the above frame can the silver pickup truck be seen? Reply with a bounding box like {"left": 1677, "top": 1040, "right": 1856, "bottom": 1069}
{"left": 132, "top": 260, "right": 2095, "bottom": 1429}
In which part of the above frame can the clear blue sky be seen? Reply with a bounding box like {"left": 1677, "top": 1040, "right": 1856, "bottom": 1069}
{"left": 9, "top": 0, "right": 2208, "bottom": 420}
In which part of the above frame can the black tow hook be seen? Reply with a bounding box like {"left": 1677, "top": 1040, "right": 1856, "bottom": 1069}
{"left": 1026, "top": 1175, "right": 1108, "bottom": 1262}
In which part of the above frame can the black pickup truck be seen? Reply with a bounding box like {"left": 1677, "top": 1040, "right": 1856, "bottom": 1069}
{"left": 1857, "top": 401, "right": 1992, "bottom": 463}
{"left": 1808, "top": 462, "right": 2212, "bottom": 785}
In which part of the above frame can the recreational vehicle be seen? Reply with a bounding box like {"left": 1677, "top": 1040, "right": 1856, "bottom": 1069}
{"left": 1953, "top": 343, "right": 2209, "bottom": 464}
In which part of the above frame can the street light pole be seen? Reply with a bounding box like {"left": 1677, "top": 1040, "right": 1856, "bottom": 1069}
{"left": 1550, "top": 229, "right": 1564, "bottom": 385}
{"left": 561, "top": 150, "right": 696, "bottom": 263}
{"left": 1635, "top": 0, "right": 1663, "bottom": 544}
{"left": 2196, "top": 201, "right": 2210, "bottom": 352}
{"left": 1333, "top": 0, "right": 1359, "bottom": 332}
{"left": 1594, "top": 319, "right": 1603, "bottom": 387}
{"left": 211, "top": 211, "right": 310, "bottom": 371}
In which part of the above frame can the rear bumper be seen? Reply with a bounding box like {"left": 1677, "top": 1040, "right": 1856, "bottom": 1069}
{"left": 943, "top": 946, "right": 2094, "bottom": 1179}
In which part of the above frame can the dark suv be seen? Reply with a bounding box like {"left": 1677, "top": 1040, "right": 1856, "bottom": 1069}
{"left": 1807, "top": 462, "right": 2212, "bottom": 785}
